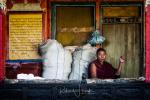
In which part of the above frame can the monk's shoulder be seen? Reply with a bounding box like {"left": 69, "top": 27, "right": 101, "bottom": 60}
{"left": 104, "top": 61, "right": 113, "bottom": 67}
{"left": 90, "top": 59, "right": 97, "bottom": 64}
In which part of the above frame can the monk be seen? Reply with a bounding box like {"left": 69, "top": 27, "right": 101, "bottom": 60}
{"left": 88, "top": 48, "right": 125, "bottom": 79}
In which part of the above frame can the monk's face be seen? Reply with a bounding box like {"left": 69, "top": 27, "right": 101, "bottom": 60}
{"left": 97, "top": 51, "right": 106, "bottom": 62}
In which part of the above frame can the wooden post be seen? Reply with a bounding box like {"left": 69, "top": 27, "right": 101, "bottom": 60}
{"left": 146, "top": 4, "right": 150, "bottom": 82}
{"left": 40, "top": 0, "right": 50, "bottom": 40}
{"left": 0, "top": 9, "right": 5, "bottom": 80}
{"left": 96, "top": 0, "right": 100, "bottom": 31}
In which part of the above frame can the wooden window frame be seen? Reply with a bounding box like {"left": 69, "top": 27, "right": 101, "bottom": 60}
{"left": 100, "top": 2, "right": 144, "bottom": 77}
{"left": 51, "top": 2, "right": 96, "bottom": 39}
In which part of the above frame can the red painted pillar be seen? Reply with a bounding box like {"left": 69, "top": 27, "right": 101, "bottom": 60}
{"left": 146, "top": 5, "right": 150, "bottom": 82}
{"left": 0, "top": 10, "right": 5, "bottom": 80}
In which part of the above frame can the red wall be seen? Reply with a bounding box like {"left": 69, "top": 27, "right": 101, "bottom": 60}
{"left": 0, "top": 12, "right": 4, "bottom": 80}
{"left": 146, "top": 5, "right": 150, "bottom": 82}
{"left": 0, "top": 1, "right": 148, "bottom": 80}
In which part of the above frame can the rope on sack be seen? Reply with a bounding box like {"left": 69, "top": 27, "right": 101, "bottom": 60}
{"left": 62, "top": 48, "right": 66, "bottom": 79}
{"left": 72, "top": 48, "right": 81, "bottom": 80}
{"left": 72, "top": 48, "right": 84, "bottom": 80}
{"left": 55, "top": 42, "right": 59, "bottom": 79}
{"left": 77, "top": 48, "right": 84, "bottom": 97}
{"left": 79, "top": 48, "right": 84, "bottom": 80}
{"left": 72, "top": 52, "right": 75, "bottom": 79}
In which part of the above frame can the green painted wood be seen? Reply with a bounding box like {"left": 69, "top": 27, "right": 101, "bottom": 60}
{"left": 103, "top": 24, "right": 141, "bottom": 78}
{"left": 101, "top": 3, "right": 143, "bottom": 78}
{"left": 51, "top": 5, "right": 56, "bottom": 39}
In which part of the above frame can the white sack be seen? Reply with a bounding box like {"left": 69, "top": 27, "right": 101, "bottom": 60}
{"left": 17, "top": 73, "right": 44, "bottom": 80}
{"left": 40, "top": 39, "right": 72, "bottom": 80}
{"left": 69, "top": 44, "right": 97, "bottom": 80}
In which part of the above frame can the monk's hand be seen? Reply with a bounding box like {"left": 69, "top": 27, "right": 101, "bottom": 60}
{"left": 119, "top": 56, "right": 125, "bottom": 63}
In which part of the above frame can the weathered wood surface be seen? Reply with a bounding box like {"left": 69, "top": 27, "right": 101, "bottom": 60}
{"left": 56, "top": 6, "right": 94, "bottom": 46}
{"left": 103, "top": 24, "right": 141, "bottom": 78}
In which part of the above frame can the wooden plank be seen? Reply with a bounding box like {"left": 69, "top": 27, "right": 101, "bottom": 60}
{"left": 126, "top": 24, "right": 134, "bottom": 77}
{"left": 103, "top": 24, "right": 140, "bottom": 78}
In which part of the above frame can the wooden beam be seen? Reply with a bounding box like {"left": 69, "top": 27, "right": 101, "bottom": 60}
{"left": 96, "top": 0, "right": 100, "bottom": 30}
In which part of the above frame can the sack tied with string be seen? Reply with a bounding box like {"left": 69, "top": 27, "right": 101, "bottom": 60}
{"left": 39, "top": 39, "right": 72, "bottom": 80}
{"left": 69, "top": 44, "right": 97, "bottom": 80}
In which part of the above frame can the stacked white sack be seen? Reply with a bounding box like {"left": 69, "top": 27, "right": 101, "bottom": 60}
{"left": 39, "top": 39, "right": 72, "bottom": 80}
{"left": 69, "top": 44, "right": 97, "bottom": 80}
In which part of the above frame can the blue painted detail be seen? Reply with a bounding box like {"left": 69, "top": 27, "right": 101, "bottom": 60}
{"left": 6, "top": 59, "right": 43, "bottom": 63}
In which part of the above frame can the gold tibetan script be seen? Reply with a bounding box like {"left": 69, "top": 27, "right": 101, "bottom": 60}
{"left": 9, "top": 14, "right": 42, "bottom": 60}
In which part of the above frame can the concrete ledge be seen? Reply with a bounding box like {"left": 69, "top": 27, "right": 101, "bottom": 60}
{"left": 0, "top": 79, "right": 150, "bottom": 100}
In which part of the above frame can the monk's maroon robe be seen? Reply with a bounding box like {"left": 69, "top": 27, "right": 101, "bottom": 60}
{"left": 88, "top": 59, "right": 119, "bottom": 79}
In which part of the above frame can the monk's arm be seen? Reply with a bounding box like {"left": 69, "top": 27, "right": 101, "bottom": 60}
{"left": 116, "top": 62, "right": 123, "bottom": 75}
{"left": 90, "top": 63, "right": 97, "bottom": 78}
{"left": 116, "top": 57, "right": 125, "bottom": 75}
